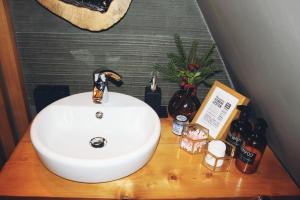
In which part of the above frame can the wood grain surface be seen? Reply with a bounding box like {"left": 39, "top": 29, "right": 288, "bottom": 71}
{"left": 0, "top": 83, "right": 15, "bottom": 159}
{"left": 0, "top": 118, "right": 299, "bottom": 199}
{"left": 37, "top": 0, "right": 132, "bottom": 31}
{"left": 0, "top": 0, "right": 30, "bottom": 138}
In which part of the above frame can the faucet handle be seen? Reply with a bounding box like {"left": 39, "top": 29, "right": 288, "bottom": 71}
{"left": 93, "top": 69, "right": 122, "bottom": 85}
{"left": 92, "top": 68, "right": 123, "bottom": 103}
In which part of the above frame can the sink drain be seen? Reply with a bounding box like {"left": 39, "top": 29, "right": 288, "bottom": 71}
{"left": 90, "top": 137, "right": 107, "bottom": 148}
{"left": 95, "top": 111, "right": 103, "bottom": 119}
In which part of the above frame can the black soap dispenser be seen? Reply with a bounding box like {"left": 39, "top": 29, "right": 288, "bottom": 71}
{"left": 226, "top": 105, "right": 252, "bottom": 156}
{"left": 144, "top": 72, "right": 162, "bottom": 115}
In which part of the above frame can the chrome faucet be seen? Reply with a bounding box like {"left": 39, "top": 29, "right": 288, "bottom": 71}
{"left": 92, "top": 69, "right": 123, "bottom": 103}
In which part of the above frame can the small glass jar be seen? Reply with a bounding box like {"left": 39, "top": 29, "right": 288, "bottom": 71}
{"left": 172, "top": 115, "right": 188, "bottom": 136}
{"left": 179, "top": 123, "right": 209, "bottom": 154}
{"left": 202, "top": 139, "right": 235, "bottom": 172}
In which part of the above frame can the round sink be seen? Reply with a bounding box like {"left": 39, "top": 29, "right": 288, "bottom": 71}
{"left": 30, "top": 92, "right": 161, "bottom": 183}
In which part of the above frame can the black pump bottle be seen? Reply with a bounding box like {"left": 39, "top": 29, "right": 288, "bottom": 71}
{"left": 226, "top": 105, "right": 252, "bottom": 156}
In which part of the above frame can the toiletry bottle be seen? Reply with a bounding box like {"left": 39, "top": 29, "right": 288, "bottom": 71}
{"left": 235, "top": 118, "right": 268, "bottom": 174}
{"left": 225, "top": 105, "right": 252, "bottom": 156}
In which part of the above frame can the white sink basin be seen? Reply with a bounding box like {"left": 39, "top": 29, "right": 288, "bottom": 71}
{"left": 30, "top": 92, "right": 161, "bottom": 183}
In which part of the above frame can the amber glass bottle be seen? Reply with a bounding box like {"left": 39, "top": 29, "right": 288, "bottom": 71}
{"left": 235, "top": 118, "right": 268, "bottom": 174}
{"left": 226, "top": 105, "right": 252, "bottom": 157}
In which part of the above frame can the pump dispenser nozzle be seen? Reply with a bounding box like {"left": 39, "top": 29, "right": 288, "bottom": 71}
{"left": 237, "top": 105, "right": 251, "bottom": 120}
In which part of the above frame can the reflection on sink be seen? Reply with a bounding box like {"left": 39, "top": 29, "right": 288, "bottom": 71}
{"left": 30, "top": 92, "right": 161, "bottom": 183}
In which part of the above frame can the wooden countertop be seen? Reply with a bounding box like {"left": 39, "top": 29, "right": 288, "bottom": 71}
{"left": 0, "top": 118, "right": 299, "bottom": 199}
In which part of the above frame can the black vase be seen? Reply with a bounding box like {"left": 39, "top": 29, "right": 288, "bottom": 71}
{"left": 168, "top": 88, "right": 201, "bottom": 121}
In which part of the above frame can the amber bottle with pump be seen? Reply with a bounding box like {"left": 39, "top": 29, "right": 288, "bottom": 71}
{"left": 235, "top": 118, "right": 268, "bottom": 174}
{"left": 226, "top": 105, "right": 252, "bottom": 156}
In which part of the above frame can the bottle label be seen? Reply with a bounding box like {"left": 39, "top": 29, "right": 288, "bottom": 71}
{"left": 226, "top": 132, "right": 242, "bottom": 147}
{"left": 238, "top": 146, "right": 256, "bottom": 164}
{"left": 172, "top": 122, "right": 184, "bottom": 136}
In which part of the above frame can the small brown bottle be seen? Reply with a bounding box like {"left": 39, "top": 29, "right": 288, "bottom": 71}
{"left": 235, "top": 118, "right": 268, "bottom": 174}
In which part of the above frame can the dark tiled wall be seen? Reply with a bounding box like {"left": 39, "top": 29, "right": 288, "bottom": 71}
{"left": 8, "top": 0, "right": 231, "bottom": 115}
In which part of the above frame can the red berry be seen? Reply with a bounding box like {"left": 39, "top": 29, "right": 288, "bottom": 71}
{"left": 182, "top": 76, "right": 188, "bottom": 82}
{"left": 188, "top": 64, "right": 199, "bottom": 72}
{"left": 180, "top": 81, "right": 186, "bottom": 88}
{"left": 188, "top": 64, "right": 195, "bottom": 72}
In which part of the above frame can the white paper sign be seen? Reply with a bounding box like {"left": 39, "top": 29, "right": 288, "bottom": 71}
{"left": 196, "top": 87, "right": 239, "bottom": 139}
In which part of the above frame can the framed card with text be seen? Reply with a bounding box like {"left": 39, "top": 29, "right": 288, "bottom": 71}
{"left": 192, "top": 81, "right": 249, "bottom": 139}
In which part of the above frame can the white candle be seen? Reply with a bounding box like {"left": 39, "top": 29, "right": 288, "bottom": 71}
{"left": 205, "top": 140, "right": 226, "bottom": 167}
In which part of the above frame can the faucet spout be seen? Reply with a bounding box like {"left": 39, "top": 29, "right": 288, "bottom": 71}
{"left": 93, "top": 69, "right": 123, "bottom": 104}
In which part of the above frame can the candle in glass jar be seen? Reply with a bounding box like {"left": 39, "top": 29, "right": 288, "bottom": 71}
{"left": 205, "top": 140, "right": 226, "bottom": 167}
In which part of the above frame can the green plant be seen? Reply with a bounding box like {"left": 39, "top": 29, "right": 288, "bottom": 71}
{"left": 154, "top": 34, "right": 222, "bottom": 89}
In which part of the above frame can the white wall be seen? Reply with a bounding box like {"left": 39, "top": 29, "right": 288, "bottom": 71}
{"left": 198, "top": 0, "right": 300, "bottom": 185}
